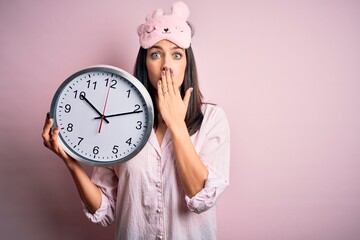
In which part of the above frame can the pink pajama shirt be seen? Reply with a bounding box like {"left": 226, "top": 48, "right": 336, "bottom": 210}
{"left": 83, "top": 104, "right": 230, "bottom": 240}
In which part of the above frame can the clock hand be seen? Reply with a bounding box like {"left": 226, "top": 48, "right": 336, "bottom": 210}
{"left": 94, "top": 110, "right": 143, "bottom": 119}
{"left": 98, "top": 83, "right": 112, "bottom": 133}
{"left": 82, "top": 96, "right": 110, "bottom": 123}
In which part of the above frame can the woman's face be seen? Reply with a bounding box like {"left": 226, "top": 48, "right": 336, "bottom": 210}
{"left": 146, "top": 40, "right": 187, "bottom": 90}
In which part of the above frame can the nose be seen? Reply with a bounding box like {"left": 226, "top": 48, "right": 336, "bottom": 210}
{"left": 161, "top": 55, "right": 172, "bottom": 72}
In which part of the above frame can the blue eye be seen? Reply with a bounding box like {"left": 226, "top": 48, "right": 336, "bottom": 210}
{"left": 151, "top": 52, "right": 161, "bottom": 59}
{"left": 173, "top": 53, "right": 182, "bottom": 59}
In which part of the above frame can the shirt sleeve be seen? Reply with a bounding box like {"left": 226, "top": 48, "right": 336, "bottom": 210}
{"left": 186, "top": 106, "right": 230, "bottom": 214}
{"left": 82, "top": 166, "right": 118, "bottom": 226}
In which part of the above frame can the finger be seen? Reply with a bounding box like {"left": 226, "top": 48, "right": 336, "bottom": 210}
{"left": 42, "top": 112, "right": 51, "bottom": 130}
{"left": 161, "top": 69, "right": 168, "bottom": 94}
{"left": 50, "top": 127, "right": 69, "bottom": 159}
{"left": 50, "top": 127, "right": 60, "bottom": 148}
{"left": 42, "top": 113, "right": 53, "bottom": 142}
{"left": 167, "top": 67, "right": 175, "bottom": 95}
{"left": 183, "top": 87, "right": 193, "bottom": 108}
{"left": 51, "top": 127, "right": 60, "bottom": 142}
{"left": 157, "top": 80, "right": 164, "bottom": 99}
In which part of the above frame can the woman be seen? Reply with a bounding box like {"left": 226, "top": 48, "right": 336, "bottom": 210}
{"left": 42, "top": 2, "right": 230, "bottom": 239}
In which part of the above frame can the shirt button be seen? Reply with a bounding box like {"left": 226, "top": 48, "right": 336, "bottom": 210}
{"left": 157, "top": 235, "right": 163, "bottom": 240}
{"left": 156, "top": 208, "right": 162, "bottom": 213}
{"left": 156, "top": 182, "right": 161, "bottom": 187}
{"left": 157, "top": 156, "right": 161, "bottom": 161}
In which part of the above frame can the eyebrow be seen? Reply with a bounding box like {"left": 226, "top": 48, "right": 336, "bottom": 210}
{"left": 148, "top": 45, "right": 184, "bottom": 51}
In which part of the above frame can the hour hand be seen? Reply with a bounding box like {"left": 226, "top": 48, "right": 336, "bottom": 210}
{"left": 82, "top": 96, "right": 110, "bottom": 123}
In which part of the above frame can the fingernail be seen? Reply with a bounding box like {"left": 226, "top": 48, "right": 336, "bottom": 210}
{"left": 190, "top": 87, "right": 194, "bottom": 93}
{"left": 162, "top": 70, "right": 165, "bottom": 76}
{"left": 170, "top": 68, "right": 173, "bottom": 74}
{"left": 46, "top": 112, "right": 51, "bottom": 123}
{"left": 165, "top": 66, "right": 168, "bottom": 72}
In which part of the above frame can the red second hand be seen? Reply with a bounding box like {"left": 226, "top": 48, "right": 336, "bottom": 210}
{"left": 98, "top": 83, "right": 111, "bottom": 133}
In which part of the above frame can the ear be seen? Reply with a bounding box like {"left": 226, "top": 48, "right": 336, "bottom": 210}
{"left": 146, "top": 8, "right": 164, "bottom": 21}
{"left": 187, "top": 21, "right": 195, "bottom": 37}
{"left": 171, "top": 1, "right": 190, "bottom": 20}
{"left": 137, "top": 24, "right": 144, "bottom": 36}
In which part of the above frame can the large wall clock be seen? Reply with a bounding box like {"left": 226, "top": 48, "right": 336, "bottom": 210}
{"left": 50, "top": 65, "right": 154, "bottom": 166}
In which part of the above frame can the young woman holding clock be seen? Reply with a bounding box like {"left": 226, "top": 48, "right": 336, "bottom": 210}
{"left": 42, "top": 1, "right": 230, "bottom": 239}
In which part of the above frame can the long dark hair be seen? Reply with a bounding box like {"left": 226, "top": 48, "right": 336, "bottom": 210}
{"left": 133, "top": 46, "right": 204, "bottom": 136}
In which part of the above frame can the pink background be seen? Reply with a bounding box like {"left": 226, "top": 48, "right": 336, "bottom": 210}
{"left": 1, "top": 0, "right": 360, "bottom": 239}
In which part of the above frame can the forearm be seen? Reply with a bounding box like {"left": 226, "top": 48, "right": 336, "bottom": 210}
{"left": 65, "top": 160, "right": 102, "bottom": 214}
{"left": 169, "top": 121, "right": 208, "bottom": 197}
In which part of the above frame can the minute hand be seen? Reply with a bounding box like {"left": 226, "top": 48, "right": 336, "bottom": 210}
{"left": 94, "top": 110, "right": 143, "bottom": 119}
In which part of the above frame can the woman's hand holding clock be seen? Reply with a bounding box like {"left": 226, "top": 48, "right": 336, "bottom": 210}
{"left": 42, "top": 113, "right": 78, "bottom": 168}
{"left": 42, "top": 112, "right": 102, "bottom": 213}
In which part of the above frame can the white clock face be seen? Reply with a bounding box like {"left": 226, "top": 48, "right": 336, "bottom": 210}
{"left": 50, "top": 65, "right": 154, "bottom": 166}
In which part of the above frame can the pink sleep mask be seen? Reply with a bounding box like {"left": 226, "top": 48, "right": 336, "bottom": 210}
{"left": 138, "top": 1, "right": 192, "bottom": 49}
